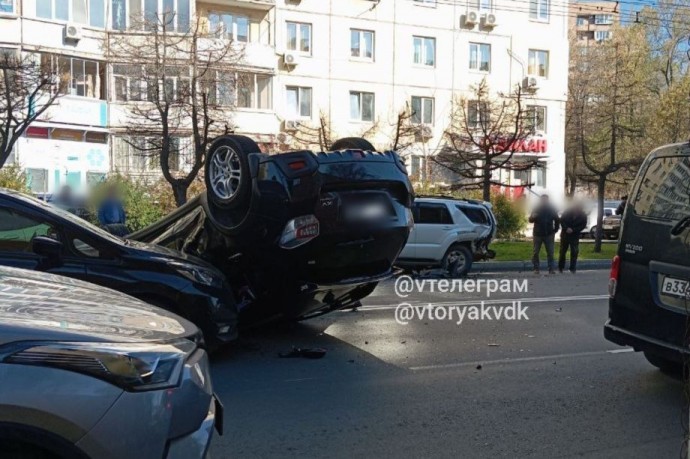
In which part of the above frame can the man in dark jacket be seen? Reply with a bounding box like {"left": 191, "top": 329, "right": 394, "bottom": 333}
{"left": 615, "top": 195, "right": 627, "bottom": 216}
{"left": 529, "top": 194, "right": 560, "bottom": 274}
{"left": 558, "top": 202, "right": 588, "bottom": 273}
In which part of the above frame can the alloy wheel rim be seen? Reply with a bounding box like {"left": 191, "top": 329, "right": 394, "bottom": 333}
{"left": 209, "top": 146, "right": 242, "bottom": 200}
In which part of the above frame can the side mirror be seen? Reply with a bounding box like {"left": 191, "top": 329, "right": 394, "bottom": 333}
{"left": 32, "top": 236, "right": 63, "bottom": 259}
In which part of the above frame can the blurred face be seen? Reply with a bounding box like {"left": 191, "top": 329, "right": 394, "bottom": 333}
{"left": 540, "top": 195, "right": 549, "bottom": 205}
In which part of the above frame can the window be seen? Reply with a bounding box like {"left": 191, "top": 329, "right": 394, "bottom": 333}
{"left": 469, "top": 43, "right": 491, "bottom": 72}
{"left": 468, "top": 100, "right": 489, "bottom": 129}
{"left": 351, "top": 29, "right": 374, "bottom": 60}
{"left": 576, "top": 15, "right": 589, "bottom": 26}
{"left": 457, "top": 206, "right": 489, "bottom": 225}
{"left": 0, "top": 0, "right": 13, "bottom": 12}
{"left": 413, "top": 36, "right": 435, "bottom": 67}
{"left": 474, "top": 0, "right": 491, "bottom": 11}
{"left": 209, "top": 12, "right": 249, "bottom": 42}
{"left": 415, "top": 203, "right": 452, "bottom": 224}
{"left": 595, "top": 30, "right": 612, "bottom": 41}
{"left": 42, "top": 55, "right": 105, "bottom": 99}
{"left": 35, "top": 0, "right": 105, "bottom": 25}
{"left": 526, "top": 105, "right": 547, "bottom": 133}
{"left": 594, "top": 14, "right": 613, "bottom": 24}
{"left": 529, "top": 0, "right": 549, "bottom": 21}
{"left": 633, "top": 156, "right": 690, "bottom": 221}
{"left": 528, "top": 49, "right": 549, "bottom": 77}
{"left": 113, "top": 64, "right": 145, "bottom": 102}
{"left": 26, "top": 168, "right": 48, "bottom": 193}
{"left": 411, "top": 96, "right": 434, "bottom": 125}
{"left": 535, "top": 165, "right": 546, "bottom": 187}
{"left": 0, "top": 209, "right": 57, "bottom": 253}
{"left": 237, "top": 73, "right": 272, "bottom": 110}
{"left": 414, "top": 0, "right": 436, "bottom": 4}
{"left": 110, "top": 0, "right": 189, "bottom": 31}
{"left": 287, "top": 22, "right": 312, "bottom": 54}
{"left": 286, "top": 86, "right": 312, "bottom": 118}
{"left": 350, "top": 91, "right": 375, "bottom": 122}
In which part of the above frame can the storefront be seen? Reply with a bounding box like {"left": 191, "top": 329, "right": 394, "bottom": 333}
{"left": 16, "top": 96, "right": 109, "bottom": 195}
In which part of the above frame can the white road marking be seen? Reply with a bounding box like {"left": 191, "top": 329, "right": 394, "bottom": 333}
{"left": 409, "top": 348, "right": 633, "bottom": 372}
{"left": 356, "top": 294, "right": 609, "bottom": 311}
{"left": 607, "top": 348, "right": 634, "bottom": 354}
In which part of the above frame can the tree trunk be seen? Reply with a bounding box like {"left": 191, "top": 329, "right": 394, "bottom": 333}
{"left": 482, "top": 159, "right": 491, "bottom": 202}
{"left": 172, "top": 182, "right": 188, "bottom": 207}
{"left": 594, "top": 176, "right": 606, "bottom": 253}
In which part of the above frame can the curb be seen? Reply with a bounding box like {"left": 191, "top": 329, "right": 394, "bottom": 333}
{"left": 473, "top": 259, "right": 611, "bottom": 273}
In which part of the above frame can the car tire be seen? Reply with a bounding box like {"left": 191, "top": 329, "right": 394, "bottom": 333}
{"left": 330, "top": 137, "right": 376, "bottom": 151}
{"left": 443, "top": 244, "right": 473, "bottom": 278}
{"left": 643, "top": 351, "right": 684, "bottom": 376}
{"left": 589, "top": 226, "right": 598, "bottom": 239}
{"left": 205, "top": 136, "right": 259, "bottom": 209}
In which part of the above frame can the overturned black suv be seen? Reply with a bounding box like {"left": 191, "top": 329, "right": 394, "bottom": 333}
{"left": 130, "top": 136, "right": 414, "bottom": 325}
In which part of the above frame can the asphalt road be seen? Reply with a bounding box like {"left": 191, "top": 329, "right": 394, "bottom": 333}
{"left": 210, "top": 271, "right": 685, "bottom": 458}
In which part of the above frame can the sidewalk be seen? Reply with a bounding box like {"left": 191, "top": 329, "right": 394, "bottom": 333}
{"left": 473, "top": 259, "right": 612, "bottom": 273}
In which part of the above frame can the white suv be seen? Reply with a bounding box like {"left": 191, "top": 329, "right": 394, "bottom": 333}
{"left": 397, "top": 197, "right": 497, "bottom": 276}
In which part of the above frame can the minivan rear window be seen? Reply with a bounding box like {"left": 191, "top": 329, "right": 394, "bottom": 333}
{"left": 632, "top": 155, "right": 690, "bottom": 221}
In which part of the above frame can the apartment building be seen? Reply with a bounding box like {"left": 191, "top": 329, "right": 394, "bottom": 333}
{"left": 569, "top": 1, "right": 620, "bottom": 45}
{"left": 0, "top": 0, "right": 568, "bottom": 203}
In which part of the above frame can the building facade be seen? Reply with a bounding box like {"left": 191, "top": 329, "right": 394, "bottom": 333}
{"left": 1, "top": 0, "right": 568, "bottom": 203}
{"left": 569, "top": 1, "right": 620, "bottom": 46}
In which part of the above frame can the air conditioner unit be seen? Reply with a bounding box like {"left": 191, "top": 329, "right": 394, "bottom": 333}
{"left": 463, "top": 10, "right": 480, "bottom": 26}
{"left": 284, "top": 120, "right": 300, "bottom": 131}
{"left": 283, "top": 52, "right": 300, "bottom": 67}
{"left": 484, "top": 13, "right": 498, "bottom": 27}
{"left": 522, "top": 76, "right": 539, "bottom": 91}
{"left": 416, "top": 125, "right": 433, "bottom": 140}
{"left": 64, "top": 23, "right": 82, "bottom": 41}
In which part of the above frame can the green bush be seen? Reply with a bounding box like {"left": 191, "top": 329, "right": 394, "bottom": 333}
{"left": 0, "top": 164, "right": 29, "bottom": 193}
{"left": 490, "top": 193, "right": 526, "bottom": 239}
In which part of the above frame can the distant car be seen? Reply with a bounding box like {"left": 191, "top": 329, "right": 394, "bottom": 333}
{"left": 602, "top": 214, "right": 622, "bottom": 239}
{"left": 605, "top": 142, "right": 690, "bottom": 374}
{"left": 396, "top": 197, "right": 497, "bottom": 277}
{"left": 0, "top": 189, "right": 237, "bottom": 348}
{"left": 129, "top": 136, "right": 414, "bottom": 325}
{"left": 583, "top": 204, "right": 619, "bottom": 239}
{"left": 0, "top": 265, "right": 221, "bottom": 459}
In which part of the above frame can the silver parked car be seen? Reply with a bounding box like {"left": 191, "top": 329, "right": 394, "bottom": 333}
{"left": 397, "top": 197, "right": 497, "bottom": 276}
{"left": 0, "top": 266, "right": 222, "bottom": 459}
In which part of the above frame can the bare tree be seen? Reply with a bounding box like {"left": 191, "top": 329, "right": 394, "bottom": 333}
{"left": 288, "top": 112, "right": 335, "bottom": 152}
{"left": 0, "top": 50, "right": 64, "bottom": 169}
{"left": 571, "top": 25, "right": 652, "bottom": 251}
{"left": 433, "top": 79, "right": 538, "bottom": 201}
{"left": 388, "top": 103, "right": 420, "bottom": 152}
{"left": 106, "top": 12, "right": 243, "bottom": 205}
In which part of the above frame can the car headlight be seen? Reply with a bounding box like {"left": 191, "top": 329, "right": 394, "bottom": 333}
{"left": 1, "top": 339, "right": 196, "bottom": 391}
{"left": 172, "top": 263, "right": 223, "bottom": 288}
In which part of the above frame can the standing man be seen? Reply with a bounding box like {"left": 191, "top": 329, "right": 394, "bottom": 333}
{"left": 558, "top": 202, "right": 588, "bottom": 273}
{"left": 97, "top": 185, "right": 126, "bottom": 229}
{"left": 529, "top": 194, "right": 560, "bottom": 274}
{"left": 615, "top": 195, "right": 628, "bottom": 216}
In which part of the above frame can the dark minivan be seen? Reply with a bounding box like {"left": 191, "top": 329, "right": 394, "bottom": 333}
{"left": 605, "top": 142, "right": 690, "bottom": 372}
{"left": 0, "top": 189, "right": 237, "bottom": 348}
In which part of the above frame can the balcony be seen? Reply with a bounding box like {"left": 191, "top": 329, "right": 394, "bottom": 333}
{"left": 223, "top": 0, "right": 275, "bottom": 10}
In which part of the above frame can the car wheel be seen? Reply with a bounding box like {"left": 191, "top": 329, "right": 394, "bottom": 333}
{"left": 330, "top": 137, "right": 376, "bottom": 151}
{"left": 643, "top": 351, "right": 684, "bottom": 376}
{"left": 589, "top": 226, "right": 598, "bottom": 239}
{"left": 443, "top": 244, "right": 473, "bottom": 277}
{"left": 205, "top": 136, "right": 258, "bottom": 208}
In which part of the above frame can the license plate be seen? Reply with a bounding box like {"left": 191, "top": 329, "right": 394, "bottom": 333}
{"left": 214, "top": 394, "right": 224, "bottom": 435}
{"left": 661, "top": 276, "right": 690, "bottom": 299}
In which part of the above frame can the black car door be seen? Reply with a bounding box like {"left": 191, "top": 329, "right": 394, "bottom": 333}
{"left": 0, "top": 206, "right": 87, "bottom": 279}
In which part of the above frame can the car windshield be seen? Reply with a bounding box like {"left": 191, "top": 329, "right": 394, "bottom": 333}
{"left": 632, "top": 155, "right": 690, "bottom": 221}
{"left": 16, "top": 193, "right": 125, "bottom": 245}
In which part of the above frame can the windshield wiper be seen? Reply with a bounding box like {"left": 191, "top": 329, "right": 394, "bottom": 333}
{"left": 671, "top": 215, "right": 690, "bottom": 236}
